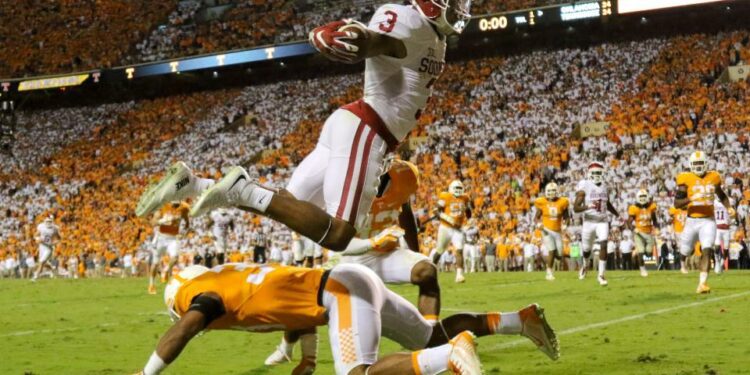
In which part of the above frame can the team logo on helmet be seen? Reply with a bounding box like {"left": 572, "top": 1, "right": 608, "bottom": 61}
{"left": 689, "top": 151, "right": 707, "bottom": 176}
{"left": 412, "top": 0, "right": 472, "bottom": 35}
{"left": 545, "top": 183, "right": 558, "bottom": 200}
{"left": 449, "top": 180, "right": 464, "bottom": 197}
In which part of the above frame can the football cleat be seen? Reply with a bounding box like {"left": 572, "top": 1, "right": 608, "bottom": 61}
{"left": 519, "top": 304, "right": 560, "bottom": 361}
{"left": 597, "top": 275, "right": 608, "bottom": 286}
{"left": 455, "top": 273, "right": 466, "bottom": 283}
{"left": 545, "top": 273, "right": 555, "bottom": 281}
{"left": 448, "top": 331, "right": 482, "bottom": 375}
{"left": 148, "top": 284, "right": 157, "bottom": 295}
{"left": 264, "top": 346, "right": 293, "bottom": 366}
{"left": 578, "top": 266, "right": 587, "bottom": 280}
{"left": 680, "top": 266, "right": 689, "bottom": 274}
{"left": 136, "top": 162, "right": 194, "bottom": 217}
{"left": 640, "top": 269, "right": 648, "bottom": 277}
{"left": 191, "top": 166, "right": 251, "bottom": 217}
{"left": 291, "top": 357, "right": 316, "bottom": 375}
{"left": 696, "top": 283, "right": 711, "bottom": 294}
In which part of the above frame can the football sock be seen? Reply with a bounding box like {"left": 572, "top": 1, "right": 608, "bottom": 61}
{"left": 278, "top": 336, "right": 294, "bottom": 357}
{"left": 299, "top": 333, "right": 318, "bottom": 361}
{"left": 412, "top": 342, "right": 452, "bottom": 375}
{"left": 546, "top": 267, "right": 553, "bottom": 275}
{"left": 423, "top": 314, "right": 439, "bottom": 325}
{"left": 699, "top": 271, "right": 708, "bottom": 285}
{"left": 486, "top": 312, "right": 522, "bottom": 334}
{"left": 598, "top": 260, "right": 607, "bottom": 277}
{"left": 236, "top": 181, "right": 274, "bottom": 213}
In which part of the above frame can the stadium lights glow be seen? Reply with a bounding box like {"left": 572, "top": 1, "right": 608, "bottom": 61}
{"left": 618, "top": 0, "right": 728, "bottom": 14}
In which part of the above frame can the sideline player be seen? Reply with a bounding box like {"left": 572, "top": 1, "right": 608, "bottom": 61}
{"left": 712, "top": 198, "right": 735, "bottom": 274}
{"left": 136, "top": 1, "right": 473, "bottom": 255}
{"left": 207, "top": 208, "right": 234, "bottom": 266}
{"left": 674, "top": 151, "right": 731, "bottom": 293}
{"left": 627, "top": 190, "right": 658, "bottom": 277}
{"left": 668, "top": 205, "right": 688, "bottom": 273}
{"left": 148, "top": 201, "right": 190, "bottom": 295}
{"left": 32, "top": 216, "right": 60, "bottom": 281}
{"left": 534, "top": 183, "right": 570, "bottom": 281}
{"left": 463, "top": 219, "right": 480, "bottom": 273}
{"left": 135, "top": 262, "right": 559, "bottom": 375}
{"left": 431, "top": 180, "right": 472, "bottom": 283}
{"left": 574, "top": 162, "right": 619, "bottom": 286}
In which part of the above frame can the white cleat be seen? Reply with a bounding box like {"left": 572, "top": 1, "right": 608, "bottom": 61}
{"left": 680, "top": 267, "right": 689, "bottom": 274}
{"left": 640, "top": 269, "right": 648, "bottom": 277}
{"left": 455, "top": 274, "right": 466, "bottom": 283}
{"left": 578, "top": 266, "right": 587, "bottom": 280}
{"left": 546, "top": 273, "right": 555, "bottom": 281}
{"left": 597, "top": 275, "right": 608, "bottom": 286}
{"left": 448, "top": 331, "right": 483, "bottom": 375}
{"left": 136, "top": 161, "right": 195, "bottom": 217}
{"left": 191, "top": 166, "right": 251, "bottom": 217}
{"left": 264, "top": 346, "right": 293, "bottom": 366}
{"left": 519, "top": 303, "right": 560, "bottom": 361}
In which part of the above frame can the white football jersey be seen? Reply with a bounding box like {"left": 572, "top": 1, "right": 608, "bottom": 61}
{"left": 713, "top": 201, "right": 729, "bottom": 226}
{"left": 36, "top": 222, "right": 59, "bottom": 246}
{"left": 464, "top": 226, "right": 479, "bottom": 244}
{"left": 365, "top": 4, "right": 446, "bottom": 141}
{"left": 576, "top": 179, "right": 610, "bottom": 223}
{"left": 210, "top": 209, "right": 233, "bottom": 238}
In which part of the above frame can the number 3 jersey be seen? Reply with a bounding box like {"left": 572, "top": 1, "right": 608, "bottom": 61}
{"left": 173, "top": 264, "right": 327, "bottom": 332}
{"left": 365, "top": 4, "right": 446, "bottom": 141}
{"left": 676, "top": 171, "right": 721, "bottom": 219}
{"left": 576, "top": 179, "right": 610, "bottom": 223}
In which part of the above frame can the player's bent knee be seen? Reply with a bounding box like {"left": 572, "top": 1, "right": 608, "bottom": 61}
{"left": 411, "top": 261, "right": 438, "bottom": 285}
{"left": 346, "top": 365, "right": 369, "bottom": 375}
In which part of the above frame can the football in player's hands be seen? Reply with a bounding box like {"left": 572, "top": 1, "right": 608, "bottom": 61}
{"left": 309, "top": 20, "right": 369, "bottom": 64}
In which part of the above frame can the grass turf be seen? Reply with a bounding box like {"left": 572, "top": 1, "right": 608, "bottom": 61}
{"left": 1, "top": 270, "right": 749, "bottom": 374}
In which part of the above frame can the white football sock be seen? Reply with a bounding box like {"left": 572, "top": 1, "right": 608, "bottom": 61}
{"left": 487, "top": 312, "right": 522, "bottom": 334}
{"left": 456, "top": 267, "right": 464, "bottom": 277}
{"left": 598, "top": 260, "right": 607, "bottom": 277}
{"left": 236, "top": 181, "right": 274, "bottom": 212}
{"left": 279, "top": 336, "right": 294, "bottom": 357}
{"left": 191, "top": 177, "right": 215, "bottom": 197}
{"left": 413, "top": 342, "right": 452, "bottom": 375}
{"left": 699, "top": 271, "right": 708, "bottom": 285}
{"left": 546, "top": 267, "right": 553, "bottom": 275}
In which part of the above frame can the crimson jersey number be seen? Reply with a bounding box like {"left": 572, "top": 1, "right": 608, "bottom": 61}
{"left": 379, "top": 10, "right": 398, "bottom": 33}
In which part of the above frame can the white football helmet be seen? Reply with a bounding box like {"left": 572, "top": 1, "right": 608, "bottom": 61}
{"left": 413, "top": 0, "right": 472, "bottom": 35}
{"left": 449, "top": 180, "right": 464, "bottom": 197}
{"left": 164, "top": 265, "right": 210, "bottom": 322}
{"left": 637, "top": 189, "right": 649, "bottom": 205}
{"left": 588, "top": 162, "right": 605, "bottom": 186}
{"left": 689, "top": 151, "right": 707, "bottom": 176}
{"left": 43, "top": 215, "right": 54, "bottom": 224}
{"left": 544, "top": 183, "right": 558, "bottom": 200}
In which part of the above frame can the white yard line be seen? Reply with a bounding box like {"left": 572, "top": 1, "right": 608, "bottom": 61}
{"left": 0, "top": 323, "right": 118, "bottom": 338}
{"left": 486, "top": 290, "right": 750, "bottom": 350}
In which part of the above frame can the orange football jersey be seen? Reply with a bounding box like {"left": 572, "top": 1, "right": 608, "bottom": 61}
{"left": 628, "top": 203, "right": 656, "bottom": 233}
{"left": 364, "top": 160, "right": 419, "bottom": 238}
{"left": 157, "top": 202, "right": 190, "bottom": 236}
{"left": 438, "top": 192, "right": 470, "bottom": 228}
{"left": 668, "top": 206, "right": 687, "bottom": 234}
{"left": 534, "top": 197, "right": 569, "bottom": 232}
{"left": 676, "top": 171, "right": 721, "bottom": 218}
{"left": 173, "top": 264, "right": 327, "bottom": 332}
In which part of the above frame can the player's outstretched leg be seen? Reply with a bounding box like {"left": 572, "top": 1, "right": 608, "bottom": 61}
{"left": 427, "top": 304, "right": 560, "bottom": 361}
{"left": 411, "top": 260, "right": 441, "bottom": 322}
{"left": 191, "top": 166, "right": 356, "bottom": 251}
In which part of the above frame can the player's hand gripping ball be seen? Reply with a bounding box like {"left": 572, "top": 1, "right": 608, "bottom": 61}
{"left": 309, "top": 19, "right": 369, "bottom": 64}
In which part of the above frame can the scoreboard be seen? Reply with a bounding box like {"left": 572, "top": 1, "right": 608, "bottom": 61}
{"left": 472, "top": 1, "right": 613, "bottom": 33}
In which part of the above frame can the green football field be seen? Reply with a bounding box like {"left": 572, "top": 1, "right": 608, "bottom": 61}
{"left": 2, "top": 270, "right": 749, "bottom": 375}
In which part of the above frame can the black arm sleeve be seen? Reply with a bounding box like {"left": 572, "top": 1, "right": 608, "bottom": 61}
{"left": 188, "top": 294, "right": 226, "bottom": 328}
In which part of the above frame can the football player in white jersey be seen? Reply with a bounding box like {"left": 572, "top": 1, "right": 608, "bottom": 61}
{"left": 135, "top": 1, "right": 472, "bottom": 257}
{"left": 573, "top": 162, "right": 619, "bottom": 286}
{"left": 207, "top": 208, "right": 235, "bottom": 266}
{"left": 463, "top": 219, "right": 480, "bottom": 273}
{"left": 712, "top": 198, "right": 735, "bottom": 274}
{"left": 32, "top": 216, "right": 60, "bottom": 281}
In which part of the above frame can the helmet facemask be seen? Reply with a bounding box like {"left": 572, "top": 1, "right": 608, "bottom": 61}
{"left": 449, "top": 180, "right": 464, "bottom": 197}
{"left": 637, "top": 190, "right": 649, "bottom": 206}
{"left": 589, "top": 168, "right": 604, "bottom": 186}
{"left": 545, "top": 183, "right": 558, "bottom": 200}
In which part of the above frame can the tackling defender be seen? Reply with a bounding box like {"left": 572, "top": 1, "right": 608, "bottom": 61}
{"left": 136, "top": 1, "right": 473, "bottom": 255}
{"left": 574, "top": 162, "right": 619, "bottom": 286}
{"left": 135, "top": 263, "right": 559, "bottom": 375}
{"left": 626, "top": 190, "right": 658, "bottom": 277}
{"left": 674, "top": 151, "right": 731, "bottom": 293}
{"left": 534, "top": 183, "right": 570, "bottom": 281}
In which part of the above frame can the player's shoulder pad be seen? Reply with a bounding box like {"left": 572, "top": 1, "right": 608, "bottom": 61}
{"left": 627, "top": 205, "right": 638, "bottom": 215}
{"left": 560, "top": 197, "right": 570, "bottom": 206}
{"left": 675, "top": 171, "right": 691, "bottom": 184}
{"left": 534, "top": 197, "right": 545, "bottom": 206}
{"left": 706, "top": 170, "right": 721, "bottom": 182}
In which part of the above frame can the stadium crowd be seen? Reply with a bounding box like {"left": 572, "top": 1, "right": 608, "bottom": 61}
{"left": 2, "top": 24, "right": 750, "bottom": 278}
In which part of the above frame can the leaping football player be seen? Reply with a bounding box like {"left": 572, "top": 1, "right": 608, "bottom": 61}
{"left": 134, "top": 263, "right": 559, "bottom": 375}
{"left": 674, "top": 151, "right": 732, "bottom": 293}
{"left": 574, "top": 162, "right": 619, "bottom": 286}
{"left": 136, "top": 1, "right": 474, "bottom": 259}
{"left": 627, "top": 190, "right": 659, "bottom": 277}
{"left": 534, "top": 183, "right": 570, "bottom": 281}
